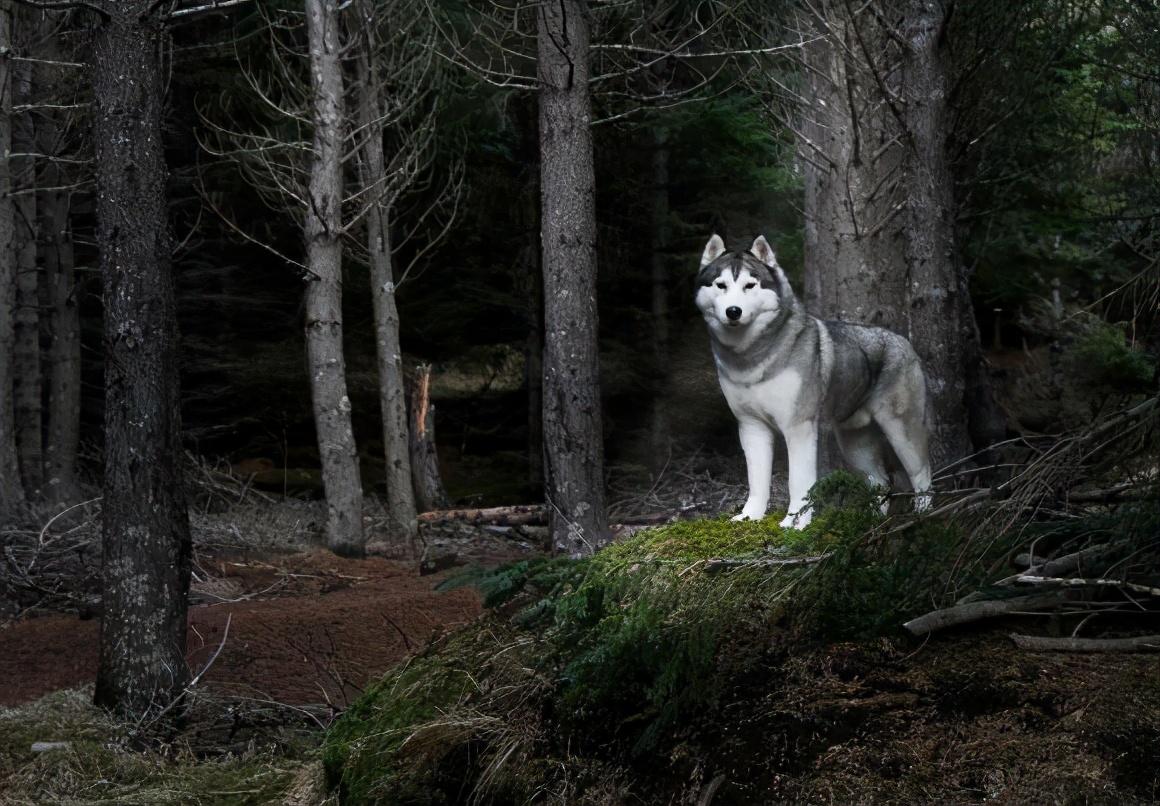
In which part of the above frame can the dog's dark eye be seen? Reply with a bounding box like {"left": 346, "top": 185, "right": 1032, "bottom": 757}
{"left": 744, "top": 282, "right": 756, "bottom": 291}
{"left": 715, "top": 282, "right": 726, "bottom": 290}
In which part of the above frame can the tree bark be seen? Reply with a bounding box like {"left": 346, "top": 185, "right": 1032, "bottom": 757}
{"left": 801, "top": 16, "right": 908, "bottom": 329}
{"left": 90, "top": 2, "right": 192, "bottom": 719}
{"left": 352, "top": 4, "right": 418, "bottom": 552}
{"left": 303, "top": 0, "right": 365, "bottom": 557}
{"left": 799, "top": 2, "right": 996, "bottom": 471}
{"left": 13, "top": 53, "right": 41, "bottom": 499}
{"left": 899, "top": 0, "right": 970, "bottom": 466}
{"left": 520, "top": 156, "right": 544, "bottom": 493}
{"left": 0, "top": 0, "right": 27, "bottom": 522}
{"left": 537, "top": 0, "right": 609, "bottom": 557}
{"left": 648, "top": 126, "right": 670, "bottom": 474}
{"left": 38, "top": 104, "right": 83, "bottom": 509}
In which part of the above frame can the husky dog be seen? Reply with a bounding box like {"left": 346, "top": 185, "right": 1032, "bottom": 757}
{"left": 696, "top": 234, "right": 932, "bottom": 528}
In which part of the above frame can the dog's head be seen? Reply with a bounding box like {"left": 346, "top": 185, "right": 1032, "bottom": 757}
{"left": 694, "top": 234, "right": 796, "bottom": 332}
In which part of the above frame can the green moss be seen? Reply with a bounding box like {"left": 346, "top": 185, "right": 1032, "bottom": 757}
{"left": 599, "top": 514, "right": 787, "bottom": 562}
{"left": 327, "top": 472, "right": 979, "bottom": 802}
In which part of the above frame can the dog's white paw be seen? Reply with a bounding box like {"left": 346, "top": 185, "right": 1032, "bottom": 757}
{"left": 779, "top": 510, "right": 813, "bottom": 530}
{"left": 733, "top": 502, "right": 766, "bottom": 522}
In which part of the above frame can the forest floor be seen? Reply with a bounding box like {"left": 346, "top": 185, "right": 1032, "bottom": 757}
{"left": 0, "top": 549, "right": 487, "bottom": 709}
{"left": 2, "top": 446, "right": 1158, "bottom": 803}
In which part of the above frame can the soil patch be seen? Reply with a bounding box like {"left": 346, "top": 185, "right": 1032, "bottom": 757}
{"left": 0, "top": 550, "right": 482, "bottom": 708}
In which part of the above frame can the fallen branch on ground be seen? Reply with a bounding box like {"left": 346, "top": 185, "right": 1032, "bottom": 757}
{"left": 1015, "top": 575, "right": 1160, "bottom": 598}
{"left": 418, "top": 501, "right": 706, "bottom": 529}
{"left": 704, "top": 554, "right": 827, "bottom": 572}
{"left": 418, "top": 505, "right": 548, "bottom": 526}
{"left": 904, "top": 592, "right": 1073, "bottom": 637}
{"left": 1010, "top": 633, "right": 1160, "bottom": 652}
{"left": 1000, "top": 542, "right": 1123, "bottom": 588}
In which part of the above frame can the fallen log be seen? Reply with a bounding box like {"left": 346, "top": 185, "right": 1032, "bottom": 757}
{"left": 1010, "top": 542, "right": 1120, "bottom": 578}
{"left": 418, "top": 504, "right": 548, "bottom": 527}
{"left": 418, "top": 501, "right": 706, "bottom": 530}
{"left": 704, "top": 554, "right": 827, "bottom": 573}
{"left": 1010, "top": 633, "right": 1160, "bottom": 652}
{"left": 904, "top": 592, "right": 1071, "bottom": 637}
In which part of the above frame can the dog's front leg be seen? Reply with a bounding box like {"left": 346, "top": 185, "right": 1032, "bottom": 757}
{"left": 733, "top": 418, "right": 774, "bottom": 521}
{"left": 781, "top": 421, "right": 818, "bottom": 529}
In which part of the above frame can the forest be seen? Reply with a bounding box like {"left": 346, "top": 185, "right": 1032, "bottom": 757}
{"left": 0, "top": 0, "right": 1157, "bottom": 803}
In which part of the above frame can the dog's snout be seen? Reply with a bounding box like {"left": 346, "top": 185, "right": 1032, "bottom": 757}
{"left": 726, "top": 306, "right": 742, "bottom": 321}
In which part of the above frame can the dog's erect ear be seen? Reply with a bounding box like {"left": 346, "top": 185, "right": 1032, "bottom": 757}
{"left": 750, "top": 235, "right": 796, "bottom": 302}
{"left": 700, "top": 234, "right": 726, "bottom": 267}
{"left": 749, "top": 235, "right": 778, "bottom": 267}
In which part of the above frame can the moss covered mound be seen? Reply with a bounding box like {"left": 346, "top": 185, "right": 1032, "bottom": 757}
{"left": 322, "top": 474, "right": 982, "bottom": 803}
{"left": 321, "top": 475, "right": 1160, "bottom": 803}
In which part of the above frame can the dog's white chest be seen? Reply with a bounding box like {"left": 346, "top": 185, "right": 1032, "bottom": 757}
{"left": 719, "top": 369, "right": 802, "bottom": 430}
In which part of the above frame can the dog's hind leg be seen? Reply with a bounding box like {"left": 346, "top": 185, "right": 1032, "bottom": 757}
{"left": 874, "top": 411, "right": 932, "bottom": 513}
{"left": 781, "top": 420, "right": 818, "bottom": 528}
{"left": 733, "top": 417, "right": 774, "bottom": 522}
{"left": 836, "top": 425, "right": 891, "bottom": 513}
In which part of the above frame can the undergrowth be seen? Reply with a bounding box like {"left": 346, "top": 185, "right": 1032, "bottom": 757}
{"left": 323, "top": 472, "right": 975, "bottom": 804}
{"left": 0, "top": 689, "right": 311, "bottom": 805}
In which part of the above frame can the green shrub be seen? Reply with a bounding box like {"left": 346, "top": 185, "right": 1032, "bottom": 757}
{"left": 1069, "top": 317, "right": 1155, "bottom": 392}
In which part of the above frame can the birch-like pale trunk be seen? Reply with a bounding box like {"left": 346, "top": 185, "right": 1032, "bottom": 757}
{"left": 0, "top": 0, "right": 27, "bottom": 521}
{"left": 304, "top": 0, "right": 365, "bottom": 556}
{"left": 537, "top": 0, "right": 609, "bottom": 556}
{"left": 352, "top": 10, "right": 418, "bottom": 549}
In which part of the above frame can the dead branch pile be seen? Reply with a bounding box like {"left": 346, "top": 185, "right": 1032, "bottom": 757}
{"left": 905, "top": 393, "right": 1160, "bottom": 650}
{"left": 0, "top": 498, "right": 102, "bottom": 617}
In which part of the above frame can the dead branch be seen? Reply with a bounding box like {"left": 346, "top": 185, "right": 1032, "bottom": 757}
{"left": 704, "top": 554, "right": 827, "bottom": 572}
{"left": 418, "top": 505, "right": 548, "bottom": 527}
{"left": 1001, "top": 542, "right": 1123, "bottom": 585}
{"left": 903, "top": 591, "right": 1073, "bottom": 637}
{"left": 1015, "top": 575, "right": 1160, "bottom": 598}
{"left": 1010, "top": 633, "right": 1160, "bottom": 652}
{"left": 417, "top": 501, "right": 710, "bottom": 529}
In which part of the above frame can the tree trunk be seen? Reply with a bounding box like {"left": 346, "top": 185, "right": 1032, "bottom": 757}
{"left": 537, "top": 0, "right": 608, "bottom": 557}
{"left": 13, "top": 54, "right": 41, "bottom": 499}
{"left": 0, "top": 0, "right": 27, "bottom": 522}
{"left": 408, "top": 365, "right": 448, "bottom": 511}
{"left": 352, "top": 7, "right": 418, "bottom": 552}
{"left": 90, "top": 3, "right": 192, "bottom": 719}
{"left": 303, "top": 0, "right": 365, "bottom": 557}
{"left": 801, "top": 15, "right": 903, "bottom": 477}
{"left": 520, "top": 160, "right": 543, "bottom": 493}
{"left": 802, "top": 15, "right": 909, "bottom": 329}
{"left": 799, "top": 3, "right": 995, "bottom": 472}
{"left": 899, "top": 0, "right": 970, "bottom": 467}
{"left": 38, "top": 109, "right": 82, "bottom": 509}
{"left": 648, "top": 126, "right": 670, "bottom": 474}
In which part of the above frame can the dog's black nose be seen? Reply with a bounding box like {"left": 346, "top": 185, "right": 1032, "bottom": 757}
{"left": 726, "top": 306, "right": 742, "bottom": 321}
